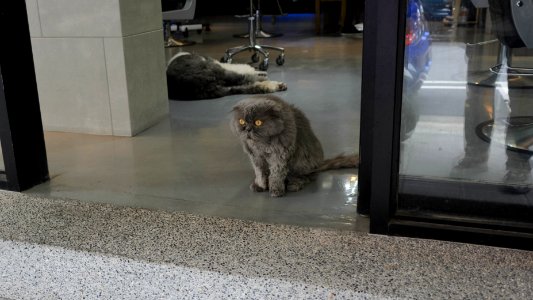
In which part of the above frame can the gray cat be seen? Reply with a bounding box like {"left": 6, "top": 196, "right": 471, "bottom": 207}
{"left": 231, "top": 95, "right": 359, "bottom": 197}
{"left": 166, "top": 52, "right": 287, "bottom": 100}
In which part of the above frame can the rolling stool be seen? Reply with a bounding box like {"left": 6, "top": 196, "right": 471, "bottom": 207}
{"left": 474, "top": 0, "right": 533, "bottom": 154}
{"left": 220, "top": 0, "right": 285, "bottom": 71}
{"left": 233, "top": 0, "right": 283, "bottom": 39}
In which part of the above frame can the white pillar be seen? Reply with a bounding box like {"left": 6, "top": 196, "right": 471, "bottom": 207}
{"left": 25, "top": 0, "right": 169, "bottom": 136}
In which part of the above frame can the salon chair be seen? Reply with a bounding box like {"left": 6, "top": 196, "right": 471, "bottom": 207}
{"left": 162, "top": 0, "right": 198, "bottom": 47}
{"left": 221, "top": 0, "right": 285, "bottom": 71}
{"left": 475, "top": 0, "right": 533, "bottom": 153}
{"left": 468, "top": 0, "right": 533, "bottom": 88}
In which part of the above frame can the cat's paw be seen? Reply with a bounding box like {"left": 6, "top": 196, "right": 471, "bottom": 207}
{"left": 256, "top": 71, "right": 268, "bottom": 77}
{"left": 276, "top": 82, "right": 288, "bottom": 91}
{"left": 269, "top": 187, "right": 286, "bottom": 197}
{"left": 250, "top": 182, "right": 267, "bottom": 192}
{"left": 287, "top": 182, "right": 304, "bottom": 192}
{"left": 286, "top": 176, "right": 309, "bottom": 192}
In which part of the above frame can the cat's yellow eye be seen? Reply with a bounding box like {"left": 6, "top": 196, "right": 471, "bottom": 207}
{"left": 239, "top": 119, "right": 246, "bottom": 125}
{"left": 255, "top": 120, "right": 263, "bottom": 126}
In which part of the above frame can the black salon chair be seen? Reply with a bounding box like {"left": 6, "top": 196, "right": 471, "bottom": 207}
{"left": 488, "top": 0, "right": 533, "bottom": 75}
{"left": 469, "top": 0, "right": 533, "bottom": 88}
{"left": 162, "top": 0, "right": 198, "bottom": 47}
{"left": 221, "top": 0, "right": 285, "bottom": 71}
{"left": 475, "top": 0, "right": 533, "bottom": 154}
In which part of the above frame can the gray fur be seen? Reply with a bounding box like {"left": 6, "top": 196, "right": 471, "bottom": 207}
{"left": 166, "top": 52, "right": 287, "bottom": 100}
{"left": 231, "top": 95, "right": 358, "bottom": 197}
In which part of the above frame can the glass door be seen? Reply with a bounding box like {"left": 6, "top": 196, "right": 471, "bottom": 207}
{"left": 359, "top": 0, "right": 533, "bottom": 249}
{"left": 399, "top": 0, "right": 533, "bottom": 227}
{"left": 0, "top": 140, "right": 5, "bottom": 186}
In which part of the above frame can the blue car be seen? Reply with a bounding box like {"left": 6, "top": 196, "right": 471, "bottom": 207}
{"left": 402, "top": 0, "right": 432, "bottom": 140}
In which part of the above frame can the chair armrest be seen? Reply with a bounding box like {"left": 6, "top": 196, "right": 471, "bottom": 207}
{"left": 511, "top": 0, "right": 533, "bottom": 48}
{"left": 162, "top": 0, "right": 196, "bottom": 21}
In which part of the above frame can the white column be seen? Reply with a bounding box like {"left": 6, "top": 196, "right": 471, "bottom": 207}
{"left": 25, "top": 0, "right": 169, "bottom": 136}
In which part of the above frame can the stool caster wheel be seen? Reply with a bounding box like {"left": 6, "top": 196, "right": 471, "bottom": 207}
{"left": 220, "top": 54, "right": 232, "bottom": 64}
{"left": 259, "top": 59, "right": 269, "bottom": 71}
{"left": 276, "top": 54, "right": 285, "bottom": 66}
{"left": 251, "top": 53, "right": 260, "bottom": 63}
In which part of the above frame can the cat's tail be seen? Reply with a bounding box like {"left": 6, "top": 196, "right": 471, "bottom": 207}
{"left": 314, "top": 154, "right": 359, "bottom": 173}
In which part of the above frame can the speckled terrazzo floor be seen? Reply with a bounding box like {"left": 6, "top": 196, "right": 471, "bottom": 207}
{"left": 0, "top": 191, "right": 532, "bottom": 299}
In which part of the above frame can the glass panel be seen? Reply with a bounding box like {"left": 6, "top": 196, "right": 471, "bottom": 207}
{"left": 398, "top": 0, "right": 533, "bottom": 223}
{"left": 0, "top": 139, "right": 4, "bottom": 172}
{"left": 0, "top": 139, "right": 6, "bottom": 185}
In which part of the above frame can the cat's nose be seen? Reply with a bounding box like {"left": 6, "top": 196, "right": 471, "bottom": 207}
{"left": 245, "top": 126, "right": 252, "bottom": 132}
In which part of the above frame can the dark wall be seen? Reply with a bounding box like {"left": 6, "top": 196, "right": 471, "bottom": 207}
{"left": 196, "top": 0, "right": 315, "bottom": 17}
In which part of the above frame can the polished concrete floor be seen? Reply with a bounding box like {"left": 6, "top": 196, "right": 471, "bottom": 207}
{"left": 23, "top": 14, "right": 533, "bottom": 228}
{"left": 27, "top": 15, "right": 364, "bottom": 230}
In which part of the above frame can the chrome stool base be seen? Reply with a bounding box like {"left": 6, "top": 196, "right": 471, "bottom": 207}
{"left": 221, "top": 0, "right": 285, "bottom": 71}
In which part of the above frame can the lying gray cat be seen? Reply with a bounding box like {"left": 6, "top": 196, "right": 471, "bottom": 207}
{"left": 166, "top": 52, "right": 287, "bottom": 100}
{"left": 231, "top": 95, "right": 359, "bottom": 197}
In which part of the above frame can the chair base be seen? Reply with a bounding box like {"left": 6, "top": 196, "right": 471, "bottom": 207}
{"left": 468, "top": 71, "right": 533, "bottom": 89}
{"left": 222, "top": 44, "right": 285, "bottom": 71}
{"left": 467, "top": 40, "right": 533, "bottom": 89}
{"left": 490, "top": 64, "right": 533, "bottom": 77}
{"left": 222, "top": 1, "right": 285, "bottom": 71}
{"left": 476, "top": 117, "right": 533, "bottom": 154}
{"left": 233, "top": 30, "right": 283, "bottom": 39}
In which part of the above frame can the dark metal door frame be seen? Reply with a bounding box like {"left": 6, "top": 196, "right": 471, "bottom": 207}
{"left": 0, "top": 1, "right": 49, "bottom": 191}
{"left": 357, "top": 0, "right": 406, "bottom": 232}
{"left": 358, "top": 0, "right": 533, "bottom": 250}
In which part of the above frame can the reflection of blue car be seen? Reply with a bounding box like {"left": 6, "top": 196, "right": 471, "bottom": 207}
{"left": 402, "top": 0, "right": 432, "bottom": 140}
{"left": 420, "top": 0, "right": 452, "bottom": 20}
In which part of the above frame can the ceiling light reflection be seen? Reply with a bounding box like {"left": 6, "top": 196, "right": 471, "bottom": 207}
{"left": 344, "top": 175, "right": 358, "bottom": 205}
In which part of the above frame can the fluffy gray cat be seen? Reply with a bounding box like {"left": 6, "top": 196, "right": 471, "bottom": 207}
{"left": 231, "top": 95, "right": 359, "bottom": 197}
{"left": 166, "top": 52, "right": 287, "bottom": 100}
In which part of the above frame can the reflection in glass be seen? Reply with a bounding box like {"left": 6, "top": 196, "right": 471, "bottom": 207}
{"left": 344, "top": 175, "right": 358, "bottom": 204}
{"left": 0, "top": 139, "right": 5, "bottom": 185}
{"left": 0, "top": 139, "right": 4, "bottom": 172}
{"left": 477, "top": 116, "right": 533, "bottom": 154}
{"left": 398, "top": 0, "right": 533, "bottom": 220}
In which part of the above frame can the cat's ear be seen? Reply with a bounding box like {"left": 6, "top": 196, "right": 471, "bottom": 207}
{"left": 265, "top": 102, "right": 282, "bottom": 118}
{"left": 230, "top": 105, "right": 242, "bottom": 114}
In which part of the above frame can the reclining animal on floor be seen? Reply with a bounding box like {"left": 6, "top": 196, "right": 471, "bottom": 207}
{"left": 166, "top": 52, "right": 287, "bottom": 100}
{"left": 231, "top": 95, "right": 359, "bottom": 197}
